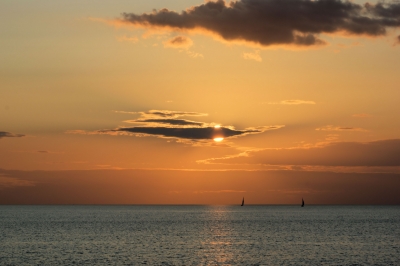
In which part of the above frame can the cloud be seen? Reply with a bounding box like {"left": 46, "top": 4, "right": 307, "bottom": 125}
{"left": 352, "top": 113, "right": 373, "bottom": 118}
{"left": 117, "top": 35, "right": 139, "bottom": 43}
{"left": 74, "top": 110, "right": 284, "bottom": 142}
{"left": 201, "top": 139, "right": 400, "bottom": 167}
{"left": 242, "top": 51, "right": 262, "bottom": 62}
{"left": 0, "top": 131, "right": 24, "bottom": 139}
{"left": 105, "top": 126, "right": 263, "bottom": 140}
{"left": 134, "top": 110, "right": 208, "bottom": 119}
{"left": 161, "top": 36, "right": 204, "bottom": 58}
{"left": 268, "top": 100, "right": 316, "bottom": 105}
{"left": 119, "top": 0, "right": 400, "bottom": 47}
{"left": 185, "top": 50, "right": 204, "bottom": 58}
{"left": 316, "top": 125, "right": 367, "bottom": 131}
{"left": 124, "top": 118, "right": 204, "bottom": 126}
{"left": 163, "top": 36, "right": 193, "bottom": 48}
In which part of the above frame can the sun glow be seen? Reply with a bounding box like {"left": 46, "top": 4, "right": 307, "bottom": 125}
{"left": 213, "top": 137, "right": 224, "bottom": 142}
{"left": 214, "top": 125, "right": 221, "bottom": 128}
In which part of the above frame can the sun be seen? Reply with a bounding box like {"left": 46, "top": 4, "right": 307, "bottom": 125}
{"left": 213, "top": 137, "right": 224, "bottom": 142}
{"left": 214, "top": 125, "right": 221, "bottom": 128}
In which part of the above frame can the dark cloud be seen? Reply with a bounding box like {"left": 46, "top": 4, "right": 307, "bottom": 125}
{"left": 0, "top": 131, "right": 24, "bottom": 139}
{"left": 130, "top": 119, "right": 204, "bottom": 126}
{"left": 206, "top": 139, "right": 400, "bottom": 166}
{"left": 120, "top": 0, "right": 400, "bottom": 46}
{"left": 105, "top": 126, "right": 260, "bottom": 140}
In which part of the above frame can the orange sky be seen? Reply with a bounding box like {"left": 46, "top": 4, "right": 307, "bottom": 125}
{"left": 1, "top": 0, "right": 400, "bottom": 204}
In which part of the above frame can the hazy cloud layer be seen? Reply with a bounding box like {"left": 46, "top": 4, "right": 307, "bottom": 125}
{"left": 203, "top": 139, "right": 400, "bottom": 167}
{"left": 0, "top": 131, "right": 24, "bottom": 139}
{"left": 0, "top": 174, "right": 35, "bottom": 189}
{"left": 120, "top": 0, "right": 400, "bottom": 47}
{"left": 1, "top": 169, "right": 400, "bottom": 204}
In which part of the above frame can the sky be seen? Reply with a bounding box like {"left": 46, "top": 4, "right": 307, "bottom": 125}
{"left": 1, "top": 0, "right": 400, "bottom": 204}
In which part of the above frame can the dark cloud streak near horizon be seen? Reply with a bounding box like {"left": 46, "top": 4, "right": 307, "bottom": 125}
{"left": 0, "top": 131, "right": 24, "bottom": 139}
{"left": 121, "top": 0, "right": 400, "bottom": 46}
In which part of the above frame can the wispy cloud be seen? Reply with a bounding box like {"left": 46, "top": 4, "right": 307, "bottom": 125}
{"left": 242, "top": 50, "right": 262, "bottom": 62}
{"left": 193, "top": 190, "right": 247, "bottom": 194}
{"left": 118, "top": 0, "right": 400, "bottom": 47}
{"left": 352, "top": 113, "right": 373, "bottom": 118}
{"left": 199, "top": 139, "right": 400, "bottom": 169}
{"left": 185, "top": 50, "right": 204, "bottom": 58}
{"left": 268, "top": 100, "right": 316, "bottom": 105}
{"left": 117, "top": 35, "right": 139, "bottom": 43}
{"left": 163, "top": 36, "right": 193, "bottom": 49}
{"left": 12, "top": 150, "right": 64, "bottom": 154}
{"left": 316, "top": 125, "right": 367, "bottom": 132}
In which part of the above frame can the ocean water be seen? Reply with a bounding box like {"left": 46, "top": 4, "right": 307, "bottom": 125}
{"left": 0, "top": 206, "right": 399, "bottom": 265}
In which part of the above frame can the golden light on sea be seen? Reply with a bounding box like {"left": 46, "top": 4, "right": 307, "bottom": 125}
{"left": 213, "top": 137, "right": 224, "bottom": 142}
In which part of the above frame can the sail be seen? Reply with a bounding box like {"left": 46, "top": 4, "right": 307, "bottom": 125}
{"left": 241, "top": 197, "right": 244, "bottom": 206}
{"left": 301, "top": 198, "right": 304, "bottom": 207}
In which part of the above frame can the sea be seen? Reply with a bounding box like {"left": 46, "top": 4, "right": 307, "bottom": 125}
{"left": 0, "top": 205, "right": 399, "bottom": 265}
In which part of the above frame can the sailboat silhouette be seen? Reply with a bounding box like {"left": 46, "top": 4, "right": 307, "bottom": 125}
{"left": 301, "top": 198, "right": 304, "bottom": 207}
{"left": 241, "top": 197, "right": 244, "bottom": 206}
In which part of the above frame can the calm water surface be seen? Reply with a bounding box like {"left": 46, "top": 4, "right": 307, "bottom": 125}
{"left": 1, "top": 205, "right": 399, "bottom": 265}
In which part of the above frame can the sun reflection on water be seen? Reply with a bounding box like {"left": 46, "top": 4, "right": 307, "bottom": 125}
{"left": 197, "top": 206, "right": 237, "bottom": 264}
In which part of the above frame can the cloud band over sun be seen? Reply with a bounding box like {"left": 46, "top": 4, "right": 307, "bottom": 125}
{"left": 85, "top": 110, "right": 284, "bottom": 142}
{"left": 104, "top": 126, "right": 264, "bottom": 140}
{"left": 118, "top": 0, "right": 400, "bottom": 47}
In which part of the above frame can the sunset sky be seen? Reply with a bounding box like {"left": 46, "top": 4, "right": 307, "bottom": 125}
{"left": 1, "top": 0, "right": 400, "bottom": 204}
